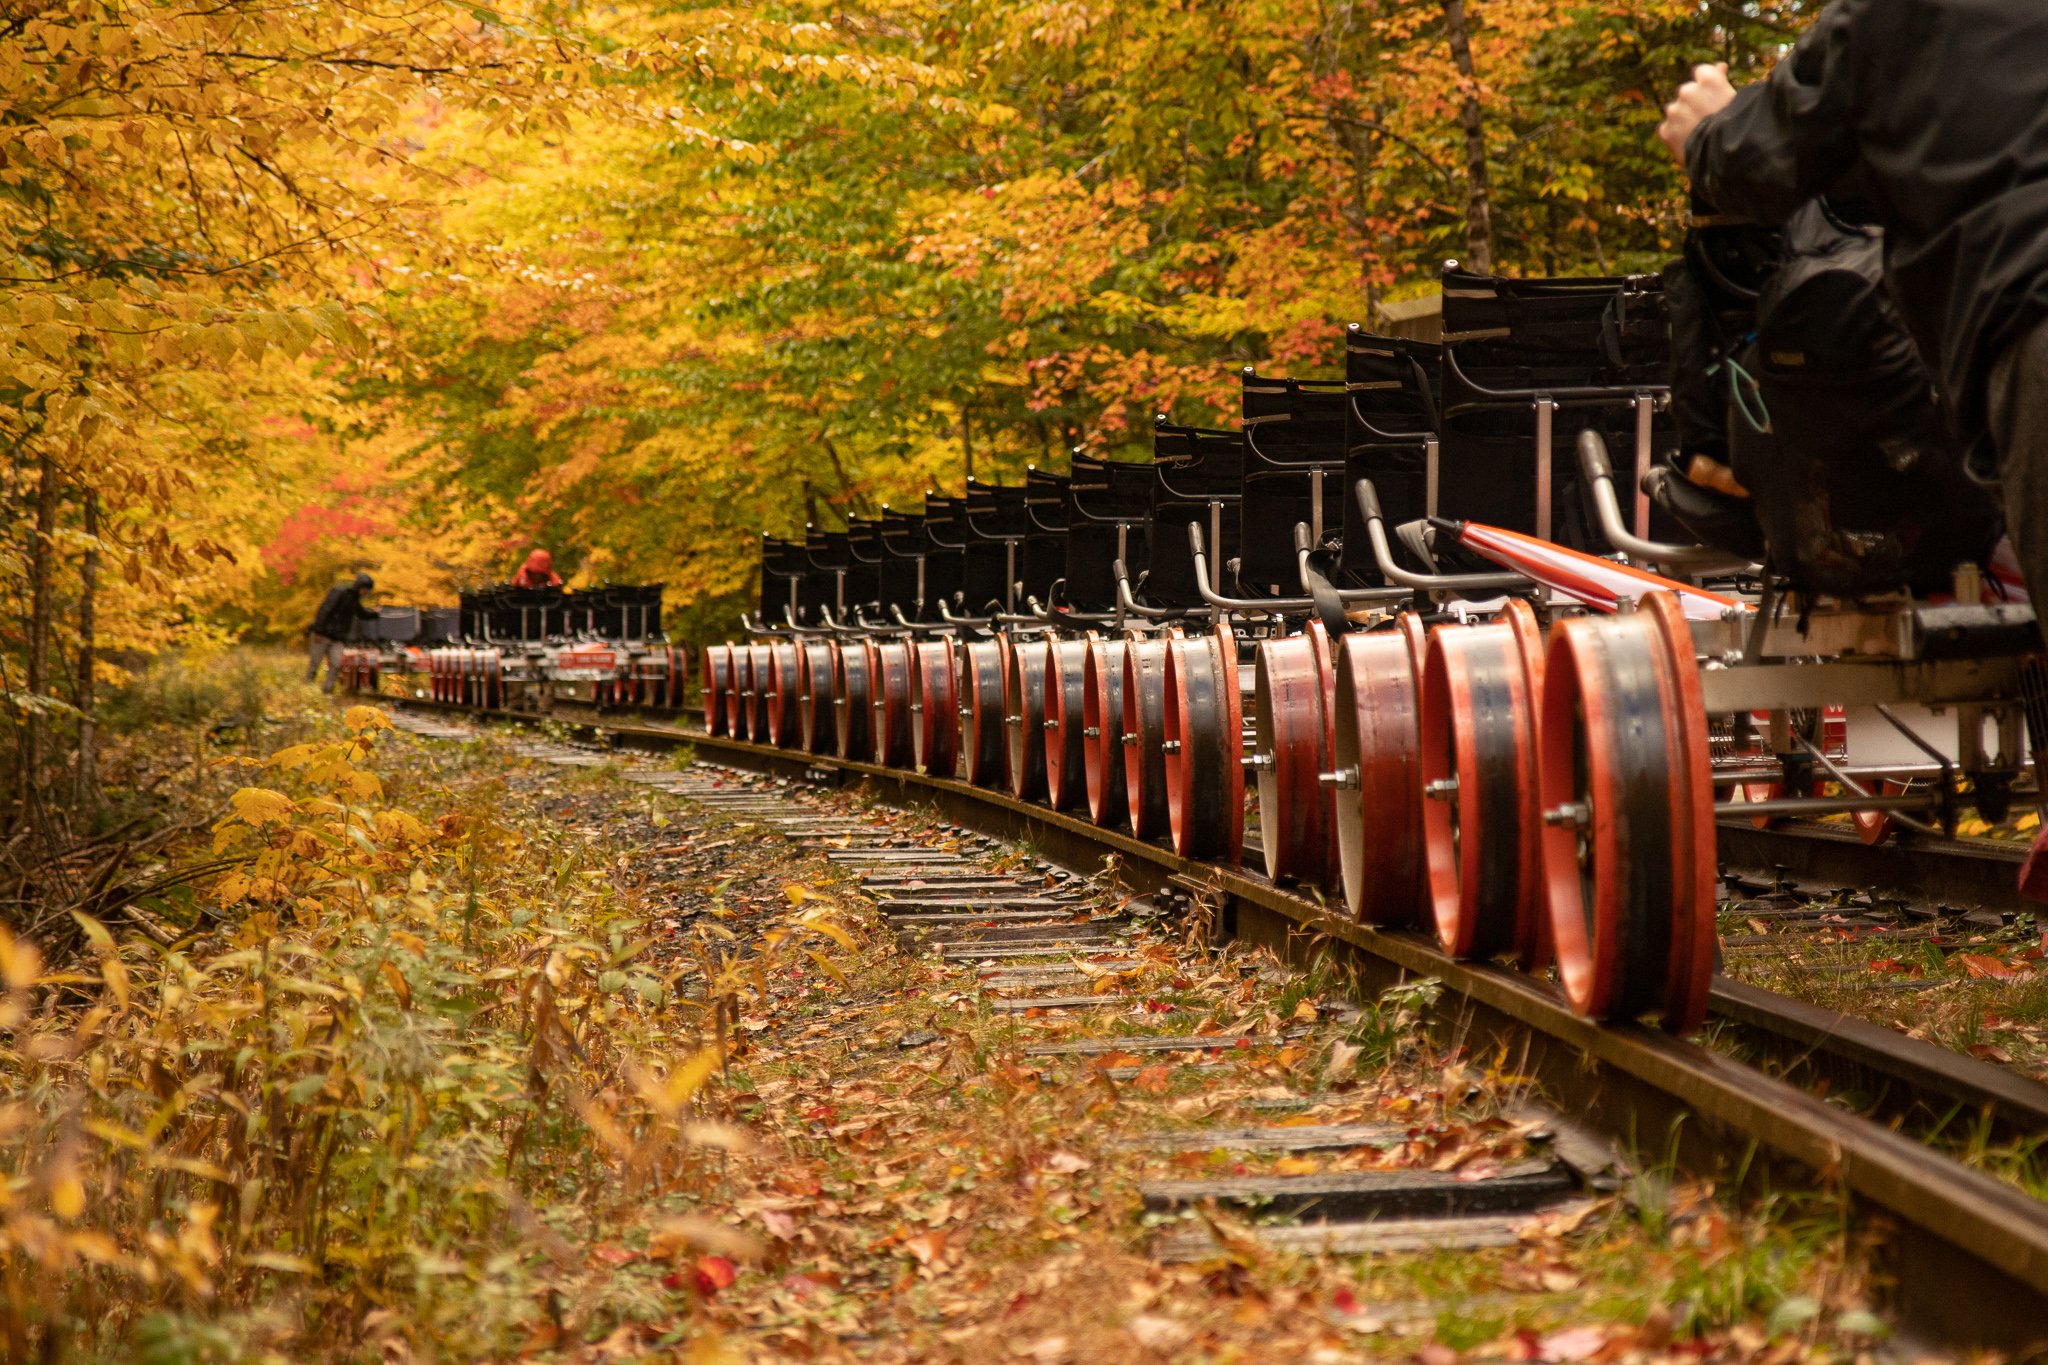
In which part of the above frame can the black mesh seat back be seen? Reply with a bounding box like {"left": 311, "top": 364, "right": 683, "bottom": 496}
{"left": 361, "top": 607, "right": 420, "bottom": 643}
{"left": 797, "top": 531, "right": 847, "bottom": 623}
{"left": 754, "top": 535, "right": 802, "bottom": 625}
{"left": 1346, "top": 330, "right": 1442, "bottom": 439}
{"left": 1064, "top": 458, "right": 1150, "bottom": 611}
{"left": 1021, "top": 470, "right": 1070, "bottom": 604}
{"left": 420, "top": 607, "right": 460, "bottom": 644}
{"left": 965, "top": 481, "right": 1029, "bottom": 537}
{"left": 1440, "top": 268, "right": 1679, "bottom": 549}
{"left": 1442, "top": 267, "right": 1668, "bottom": 389}
{"left": 624, "top": 584, "right": 663, "bottom": 639}
{"left": 459, "top": 590, "right": 484, "bottom": 641}
{"left": 960, "top": 483, "right": 1027, "bottom": 612}
{"left": 878, "top": 511, "right": 926, "bottom": 617}
{"left": 919, "top": 496, "right": 965, "bottom": 613}
{"left": 1241, "top": 376, "right": 1348, "bottom": 594}
{"left": 1144, "top": 422, "right": 1242, "bottom": 609}
{"left": 1338, "top": 441, "right": 1432, "bottom": 585}
{"left": 843, "top": 519, "right": 884, "bottom": 612}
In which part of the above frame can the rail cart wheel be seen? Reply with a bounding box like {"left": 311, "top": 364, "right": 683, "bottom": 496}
{"left": 1420, "top": 620, "right": 1540, "bottom": 961}
{"left": 1853, "top": 779, "right": 1910, "bottom": 845}
{"left": 1253, "top": 628, "right": 1335, "bottom": 888}
{"left": 1736, "top": 780, "right": 1784, "bottom": 829}
{"left": 778, "top": 642, "right": 806, "bottom": 748}
{"left": 1004, "top": 635, "right": 1052, "bottom": 802}
{"left": 960, "top": 637, "right": 1009, "bottom": 789}
{"left": 704, "top": 650, "right": 729, "bottom": 736}
{"left": 1083, "top": 638, "right": 1129, "bottom": 828}
{"left": 870, "top": 639, "right": 915, "bottom": 768}
{"left": 1165, "top": 623, "right": 1245, "bottom": 862}
{"left": 1538, "top": 597, "right": 1716, "bottom": 1034}
{"left": 1333, "top": 614, "right": 1425, "bottom": 924}
{"left": 832, "top": 640, "right": 874, "bottom": 762}
{"left": 911, "top": 641, "right": 960, "bottom": 779}
{"left": 798, "top": 641, "right": 838, "bottom": 754}
{"left": 747, "top": 645, "right": 774, "bottom": 740}
{"left": 729, "top": 647, "right": 754, "bottom": 742}
{"left": 1640, "top": 591, "right": 1718, "bottom": 1036}
{"left": 1121, "top": 636, "right": 1172, "bottom": 841}
{"left": 1043, "top": 638, "right": 1094, "bottom": 812}
{"left": 486, "top": 652, "right": 503, "bottom": 710}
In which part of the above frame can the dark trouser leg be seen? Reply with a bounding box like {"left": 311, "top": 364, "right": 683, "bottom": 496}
{"left": 1991, "top": 318, "right": 2048, "bottom": 642}
{"left": 1990, "top": 319, "right": 2048, "bottom": 898}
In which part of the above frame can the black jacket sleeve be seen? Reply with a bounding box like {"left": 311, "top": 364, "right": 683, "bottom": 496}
{"left": 1686, "top": 1, "right": 1863, "bottom": 225}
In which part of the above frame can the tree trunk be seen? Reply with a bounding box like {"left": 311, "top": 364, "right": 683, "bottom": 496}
{"left": 74, "top": 489, "right": 98, "bottom": 807}
{"left": 22, "top": 449, "right": 62, "bottom": 812}
{"left": 1443, "top": 0, "right": 1496, "bottom": 274}
{"left": 959, "top": 405, "right": 975, "bottom": 484}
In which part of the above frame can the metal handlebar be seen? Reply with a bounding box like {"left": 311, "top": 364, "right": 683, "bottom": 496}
{"left": 1577, "top": 430, "right": 1754, "bottom": 572}
{"left": 1354, "top": 480, "right": 1528, "bottom": 592}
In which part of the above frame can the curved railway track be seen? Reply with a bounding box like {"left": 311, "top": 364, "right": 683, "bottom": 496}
{"left": 400, "top": 694, "right": 2048, "bottom": 1358}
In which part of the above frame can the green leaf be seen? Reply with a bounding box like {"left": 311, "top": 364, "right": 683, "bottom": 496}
{"left": 1768, "top": 1296, "right": 1822, "bottom": 1337}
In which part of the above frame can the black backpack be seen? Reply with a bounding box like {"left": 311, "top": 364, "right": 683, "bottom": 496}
{"left": 1726, "top": 201, "right": 2003, "bottom": 596}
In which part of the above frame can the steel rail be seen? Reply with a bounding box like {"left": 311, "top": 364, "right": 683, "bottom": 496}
{"left": 401, "top": 696, "right": 2048, "bottom": 1356}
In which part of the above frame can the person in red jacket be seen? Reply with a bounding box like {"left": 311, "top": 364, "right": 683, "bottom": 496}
{"left": 511, "top": 549, "right": 563, "bottom": 588}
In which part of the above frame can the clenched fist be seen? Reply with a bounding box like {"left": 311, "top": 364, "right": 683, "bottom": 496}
{"left": 1658, "top": 63, "right": 1736, "bottom": 165}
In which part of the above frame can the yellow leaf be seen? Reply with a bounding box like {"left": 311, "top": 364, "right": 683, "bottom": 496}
{"left": 799, "top": 912, "right": 856, "bottom": 954}
{"left": 783, "top": 883, "right": 812, "bottom": 905}
{"left": 1272, "top": 1156, "right": 1321, "bottom": 1176}
{"left": 69, "top": 911, "right": 115, "bottom": 956}
{"left": 342, "top": 705, "right": 392, "bottom": 734}
{"left": 379, "top": 960, "right": 411, "bottom": 1009}
{"left": 641, "top": 1048, "right": 722, "bottom": 1118}
{"left": 0, "top": 927, "right": 42, "bottom": 990}
{"left": 100, "top": 956, "right": 129, "bottom": 1010}
{"left": 50, "top": 1173, "right": 85, "bottom": 1219}
{"left": 228, "top": 787, "right": 295, "bottom": 828}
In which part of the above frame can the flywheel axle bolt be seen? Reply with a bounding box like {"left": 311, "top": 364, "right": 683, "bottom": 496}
{"left": 1319, "top": 767, "right": 1360, "bottom": 789}
{"left": 1424, "top": 777, "right": 1460, "bottom": 801}
{"left": 1544, "top": 802, "right": 1590, "bottom": 828}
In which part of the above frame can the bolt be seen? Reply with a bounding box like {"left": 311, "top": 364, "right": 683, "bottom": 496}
{"left": 1319, "top": 767, "right": 1360, "bottom": 789}
{"left": 1162, "top": 739, "right": 1183, "bottom": 754}
{"left": 1083, "top": 726, "right": 1101, "bottom": 739}
{"left": 1043, "top": 718, "right": 1060, "bottom": 730}
{"left": 1244, "top": 752, "right": 1275, "bottom": 771}
{"left": 1544, "top": 802, "right": 1590, "bottom": 829}
{"left": 1424, "top": 777, "right": 1460, "bottom": 801}
{"left": 1121, "top": 732, "right": 1139, "bottom": 746}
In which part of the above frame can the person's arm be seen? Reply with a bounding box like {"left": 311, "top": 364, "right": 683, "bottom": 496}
{"left": 1669, "top": 2, "right": 1865, "bottom": 225}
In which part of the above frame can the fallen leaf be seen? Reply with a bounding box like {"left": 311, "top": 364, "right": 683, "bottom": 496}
{"left": 1958, "top": 953, "right": 2024, "bottom": 981}
{"left": 1537, "top": 1324, "right": 1607, "bottom": 1361}
{"left": 1045, "top": 1150, "right": 1091, "bottom": 1174}
{"left": 1127, "top": 1314, "right": 1192, "bottom": 1351}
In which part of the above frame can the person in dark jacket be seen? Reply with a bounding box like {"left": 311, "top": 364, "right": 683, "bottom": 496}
{"left": 1657, "top": 2, "right": 2048, "bottom": 617}
{"left": 307, "top": 571, "right": 377, "bottom": 693}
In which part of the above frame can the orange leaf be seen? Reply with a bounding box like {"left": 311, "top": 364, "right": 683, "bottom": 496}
{"left": 1958, "top": 953, "right": 2023, "bottom": 981}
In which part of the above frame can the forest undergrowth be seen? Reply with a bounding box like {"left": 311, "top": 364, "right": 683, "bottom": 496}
{"left": 0, "top": 660, "right": 1912, "bottom": 1362}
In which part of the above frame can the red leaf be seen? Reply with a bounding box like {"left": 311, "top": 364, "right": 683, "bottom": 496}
{"left": 1333, "top": 1286, "right": 1361, "bottom": 1314}
{"left": 1968, "top": 1042, "right": 2014, "bottom": 1063}
{"left": 691, "top": 1255, "right": 738, "bottom": 1296}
